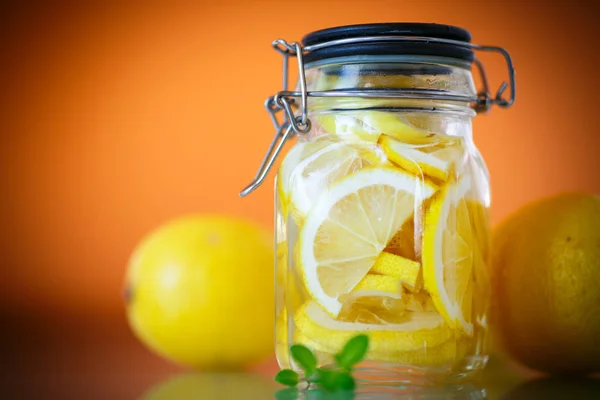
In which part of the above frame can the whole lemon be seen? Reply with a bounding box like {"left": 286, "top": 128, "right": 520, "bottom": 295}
{"left": 492, "top": 193, "right": 600, "bottom": 374}
{"left": 124, "top": 215, "right": 274, "bottom": 370}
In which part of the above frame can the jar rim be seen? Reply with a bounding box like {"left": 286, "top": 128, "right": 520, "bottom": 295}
{"left": 304, "top": 55, "right": 472, "bottom": 70}
{"left": 302, "top": 23, "right": 474, "bottom": 64}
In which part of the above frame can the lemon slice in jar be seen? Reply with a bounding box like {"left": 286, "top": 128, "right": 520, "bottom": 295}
{"left": 466, "top": 200, "right": 491, "bottom": 328}
{"left": 293, "top": 328, "right": 464, "bottom": 366}
{"left": 315, "top": 111, "right": 445, "bottom": 145}
{"left": 402, "top": 290, "right": 438, "bottom": 313}
{"left": 293, "top": 301, "right": 452, "bottom": 354}
{"left": 357, "top": 338, "right": 468, "bottom": 366}
{"left": 348, "top": 274, "right": 403, "bottom": 299}
{"left": 385, "top": 216, "right": 419, "bottom": 261}
{"left": 277, "top": 139, "right": 337, "bottom": 217}
{"left": 422, "top": 177, "right": 475, "bottom": 335}
{"left": 298, "top": 167, "right": 436, "bottom": 317}
{"left": 277, "top": 141, "right": 309, "bottom": 208}
{"left": 380, "top": 135, "right": 457, "bottom": 182}
{"left": 285, "top": 138, "right": 379, "bottom": 217}
{"left": 315, "top": 112, "right": 392, "bottom": 143}
{"left": 369, "top": 252, "right": 421, "bottom": 288}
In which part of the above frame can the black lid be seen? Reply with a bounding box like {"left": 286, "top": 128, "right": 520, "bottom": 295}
{"left": 301, "top": 23, "right": 474, "bottom": 64}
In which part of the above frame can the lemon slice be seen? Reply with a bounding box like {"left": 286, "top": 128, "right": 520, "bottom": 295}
{"left": 278, "top": 139, "right": 338, "bottom": 217}
{"left": 315, "top": 111, "right": 441, "bottom": 145}
{"left": 348, "top": 274, "right": 402, "bottom": 299}
{"left": 380, "top": 135, "right": 453, "bottom": 181}
{"left": 360, "top": 338, "right": 470, "bottom": 366}
{"left": 369, "top": 252, "right": 420, "bottom": 288}
{"left": 422, "top": 177, "right": 475, "bottom": 334}
{"left": 277, "top": 141, "right": 307, "bottom": 204}
{"left": 350, "top": 142, "right": 389, "bottom": 166}
{"left": 315, "top": 113, "right": 384, "bottom": 143}
{"left": 294, "top": 301, "right": 452, "bottom": 353}
{"left": 299, "top": 167, "right": 436, "bottom": 316}
{"left": 292, "top": 331, "right": 337, "bottom": 367}
{"left": 385, "top": 216, "right": 418, "bottom": 260}
{"left": 402, "top": 290, "right": 437, "bottom": 313}
{"left": 293, "top": 330, "right": 465, "bottom": 366}
{"left": 288, "top": 139, "right": 373, "bottom": 217}
{"left": 467, "top": 201, "right": 491, "bottom": 328}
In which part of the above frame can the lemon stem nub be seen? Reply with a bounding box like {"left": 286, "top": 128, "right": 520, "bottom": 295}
{"left": 123, "top": 286, "right": 133, "bottom": 304}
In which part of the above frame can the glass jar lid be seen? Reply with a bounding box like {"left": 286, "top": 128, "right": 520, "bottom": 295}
{"left": 302, "top": 23, "right": 475, "bottom": 65}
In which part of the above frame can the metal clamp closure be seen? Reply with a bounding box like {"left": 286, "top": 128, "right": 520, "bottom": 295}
{"left": 240, "top": 36, "right": 516, "bottom": 196}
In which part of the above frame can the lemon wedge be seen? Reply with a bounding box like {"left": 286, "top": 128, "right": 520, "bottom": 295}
{"left": 385, "top": 217, "right": 418, "bottom": 260}
{"left": 294, "top": 301, "right": 452, "bottom": 354}
{"left": 369, "top": 252, "right": 420, "bottom": 288}
{"left": 299, "top": 167, "right": 436, "bottom": 316}
{"left": 380, "top": 135, "right": 453, "bottom": 181}
{"left": 422, "top": 177, "right": 475, "bottom": 334}
{"left": 315, "top": 111, "right": 442, "bottom": 145}
{"left": 402, "top": 290, "right": 437, "bottom": 313}
{"left": 349, "top": 274, "right": 402, "bottom": 299}
{"left": 315, "top": 113, "right": 385, "bottom": 143}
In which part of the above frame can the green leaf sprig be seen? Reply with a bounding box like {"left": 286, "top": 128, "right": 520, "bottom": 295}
{"left": 275, "top": 334, "right": 369, "bottom": 398}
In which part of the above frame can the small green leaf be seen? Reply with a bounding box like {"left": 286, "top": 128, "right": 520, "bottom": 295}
{"left": 290, "top": 344, "right": 317, "bottom": 374}
{"left": 275, "top": 387, "right": 299, "bottom": 400}
{"left": 335, "top": 372, "right": 356, "bottom": 391}
{"left": 316, "top": 368, "right": 340, "bottom": 392}
{"left": 306, "top": 368, "right": 322, "bottom": 383}
{"left": 335, "top": 334, "right": 369, "bottom": 370}
{"left": 275, "top": 369, "right": 299, "bottom": 387}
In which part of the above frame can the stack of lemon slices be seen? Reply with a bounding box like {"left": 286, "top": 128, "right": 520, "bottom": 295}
{"left": 276, "top": 110, "right": 489, "bottom": 368}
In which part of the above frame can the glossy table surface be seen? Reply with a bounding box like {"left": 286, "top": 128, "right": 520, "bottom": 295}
{"left": 1, "top": 312, "right": 598, "bottom": 399}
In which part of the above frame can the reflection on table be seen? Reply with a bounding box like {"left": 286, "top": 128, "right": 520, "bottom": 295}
{"left": 2, "top": 311, "right": 599, "bottom": 399}
{"left": 141, "top": 368, "right": 600, "bottom": 400}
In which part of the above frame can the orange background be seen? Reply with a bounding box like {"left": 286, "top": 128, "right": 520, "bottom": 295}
{"left": 1, "top": 1, "right": 599, "bottom": 382}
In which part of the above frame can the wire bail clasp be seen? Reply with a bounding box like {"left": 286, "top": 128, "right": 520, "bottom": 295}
{"left": 471, "top": 44, "right": 516, "bottom": 113}
{"left": 239, "top": 39, "right": 311, "bottom": 197}
{"left": 239, "top": 35, "right": 516, "bottom": 196}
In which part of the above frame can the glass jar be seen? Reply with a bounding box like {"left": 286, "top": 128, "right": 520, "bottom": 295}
{"left": 241, "top": 23, "right": 515, "bottom": 383}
